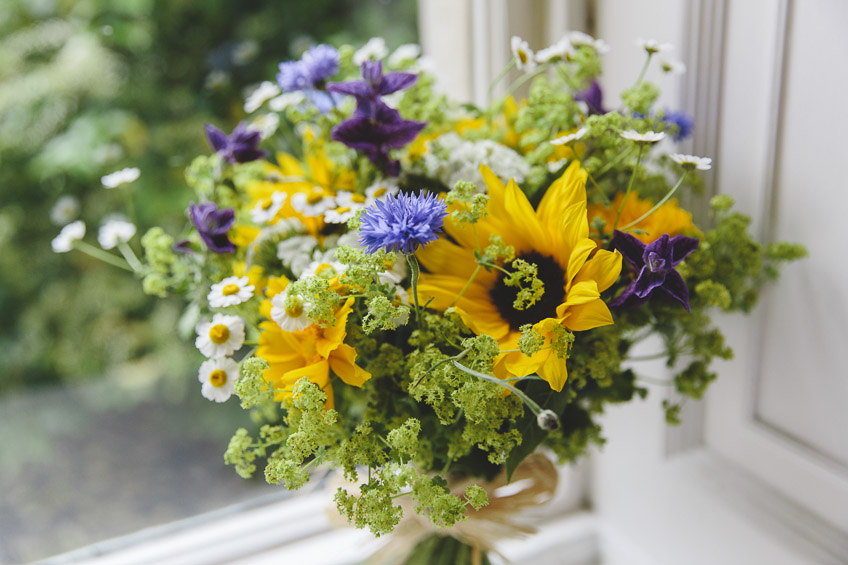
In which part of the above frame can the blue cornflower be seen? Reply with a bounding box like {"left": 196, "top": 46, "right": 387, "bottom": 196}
{"left": 301, "top": 44, "right": 339, "bottom": 84}
{"left": 610, "top": 230, "right": 699, "bottom": 311}
{"left": 662, "top": 110, "right": 694, "bottom": 141}
{"left": 205, "top": 122, "right": 266, "bottom": 164}
{"left": 277, "top": 60, "right": 312, "bottom": 92}
{"left": 359, "top": 191, "right": 448, "bottom": 254}
{"left": 189, "top": 201, "right": 236, "bottom": 253}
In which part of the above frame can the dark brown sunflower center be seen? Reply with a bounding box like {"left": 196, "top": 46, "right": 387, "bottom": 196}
{"left": 490, "top": 251, "right": 567, "bottom": 331}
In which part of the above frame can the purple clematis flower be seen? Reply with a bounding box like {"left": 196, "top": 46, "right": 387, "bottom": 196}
{"left": 205, "top": 122, "right": 267, "bottom": 164}
{"left": 359, "top": 191, "right": 448, "bottom": 254}
{"left": 327, "top": 61, "right": 425, "bottom": 176}
{"left": 328, "top": 60, "right": 418, "bottom": 119}
{"left": 332, "top": 102, "right": 425, "bottom": 176}
{"left": 575, "top": 80, "right": 608, "bottom": 115}
{"left": 188, "top": 202, "right": 236, "bottom": 253}
{"left": 610, "top": 230, "right": 699, "bottom": 311}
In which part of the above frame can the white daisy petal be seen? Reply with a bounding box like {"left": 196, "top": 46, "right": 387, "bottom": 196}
{"left": 198, "top": 357, "right": 239, "bottom": 402}
{"left": 620, "top": 130, "right": 666, "bottom": 143}
{"left": 551, "top": 128, "right": 587, "bottom": 145}
{"left": 250, "top": 191, "right": 287, "bottom": 224}
{"left": 97, "top": 217, "right": 136, "bottom": 250}
{"left": 101, "top": 167, "right": 140, "bottom": 189}
{"left": 270, "top": 289, "right": 313, "bottom": 332}
{"left": 208, "top": 276, "right": 255, "bottom": 308}
{"left": 670, "top": 153, "right": 712, "bottom": 171}
{"left": 511, "top": 36, "right": 537, "bottom": 72}
{"left": 195, "top": 314, "right": 245, "bottom": 358}
{"left": 51, "top": 220, "right": 86, "bottom": 253}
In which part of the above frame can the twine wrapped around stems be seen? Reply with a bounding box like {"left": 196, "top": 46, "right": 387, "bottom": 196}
{"left": 330, "top": 454, "right": 559, "bottom": 565}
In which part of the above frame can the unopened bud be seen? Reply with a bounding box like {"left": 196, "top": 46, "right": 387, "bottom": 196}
{"left": 536, "top": 409, "right": 560, "bottom": 431}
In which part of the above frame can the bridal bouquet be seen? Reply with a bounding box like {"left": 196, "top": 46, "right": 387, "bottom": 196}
{"left": 53, "top": 33, "right": 804, "bottom": 562}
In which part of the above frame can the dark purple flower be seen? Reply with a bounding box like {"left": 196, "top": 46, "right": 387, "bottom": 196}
{"left": 205, "top": 122, "right": 266, "bottom": 164}
{"left": 610, "top": 230, "right": 699, "bottom": 311}
{"left": 332, "top": 102, "right": 426, "bottom": 176}
{"left": 328, "top": 60, "right": 418, "bottom": 119}
{"left": 575, "top": 80, "right": 608, "bottom": 115}
{"left": 662, "top": 110, "right": 694, "bottom": 141}
{"left": 359, "top": 191, "right": 448, "bottom": 254}
{"left": 189, "top": 202, "right": 236, "bottom": 253}
{"left": 328, "top": 61, "right": 425, "bottom": 175}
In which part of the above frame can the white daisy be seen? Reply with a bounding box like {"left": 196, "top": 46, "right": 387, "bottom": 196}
{"left": 208, "top": 276, "right": 254, "bottom": 308}
{"left": 101, "top": 167, "right": 140, "bottom": 189}
{"left": 637, "top": 38, "right": 673, "bottom": 55}
{"left": 198, "top": 357, "right": 239, "bottom": 403}
{"left": 388, "top": 43, "right": 421, "bottom": 67}
{"left": 511, "top": 36, "right": 536, "bottom": 72}
{"left": 660, "top": 58, "right": 686, "bottom": 74}
{"left": 670, "top": 153, "right": 712, "bottom": 171}
{"left": 250, "top": 191, "right": 287, "bottom": 224}
{"left": 551, "top": 128, "right": 587, "bottom": 145}
{"left": 568, "top": 31, "right": 609, "bottom": 53}
{"left": 535, "top": 39, "right": 571, "bottom": 64}
{"left": 51, "top": 220, "right": 85, "bottom": 253}
{"left": 620, "top": 130, "right": 666, "bottom": 143}
{"left": 244, "top": 81, "right": 281, "bottom": 113}
{"left": 290, "top": 187, "right": 335, "bottom": 217}
{"left": 250, "top": 113, "right": 280, "bottom": 139}
{"left": 300, "top": 259, "right": 347, "bottom": 282}
{"left": 277, "top": 234, "right": 319, "bottom": 277}
{"left": 50, "top": 196, "right": 80, "bottom": 226}
{"left": 195, "top": 314, "right": 245, "bottom": 358}
{"left": 354, "top": 37, "right": 389, "bottom": 65}
{"left": 364, "top": 181, "right": 399, "bottom": 205}
{"left": 547, "top": 158, "right": 569, "bottom": 173}
{"left": 97, "top": 217, "right": 136, "bottom": 250}
{"left": 324, "top": 191, "right": 367, "bottom": 224}
{"left": 269, "top": 91, "right": 306, "bottom": 112}
{"left": 270, "top": 289, "right": 312, "bottom": 332}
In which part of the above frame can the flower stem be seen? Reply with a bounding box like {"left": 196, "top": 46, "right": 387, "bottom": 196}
{"left": 487, "top": 59, "right": 516, "bottom": 108}
{"left": 452, "top": 361, "right": 544, "bottom": 416}
{"left": 449, "top": 264, "right": 482, "bottom": 308}
{"left": 118, "top": 242, "right": 144, "bottom": 273}
{"left": 503, "top": 63, "right": 550, "bottom": 100}
{"left": 635, "top": 52, "right": 654, "bottom": 86}
{"left": 620, "top": 172, "right": 689, "bottom": 231}
{"left": 406, "top": 252, "right": 421, "bottom": 322}
{"left": 612, "top": 144, "right": 645, "bottom": 232}
{"left": 75, "top": 241, "right": 134, "bottom": 272}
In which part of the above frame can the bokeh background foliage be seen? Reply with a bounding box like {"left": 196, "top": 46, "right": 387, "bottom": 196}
{"left": 0, "top": 0, "right": 417, "bottom": 391}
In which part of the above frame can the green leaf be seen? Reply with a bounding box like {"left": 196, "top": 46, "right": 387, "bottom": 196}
{"left": 504, "top": 379, "right": 571, "bottom": 481}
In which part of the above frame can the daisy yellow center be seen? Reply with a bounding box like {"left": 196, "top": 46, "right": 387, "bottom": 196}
{"left": 350, "top": 194, "right": 366, "bottom": 204}
{"left": 372, "top": 187, "right": 387, "bottom": 198}
{"left": 209, "top": 324, "right": 230, "bottom": 344}
{"left": 222, "top": 283, "right": 240, "bottom": 296}
{"left": 490, "top": 251, "right": 566, "bottom": 331}
{"left": 209, "top": 369, "right": 228, "bottom": 387}
{"left": 307, "top": 192, "right": 324, "bottom": 205}
{"left": 285, "top": 300, "right": 304, "bottom": 317}
{"left": 260, "top": 198, "right": 274, "bottom": 210}
{"left": 335, "top": 206, "right": 351, "bottom": 214}
{"left": 518, "top": 50, "right": 528, "bottom": 64}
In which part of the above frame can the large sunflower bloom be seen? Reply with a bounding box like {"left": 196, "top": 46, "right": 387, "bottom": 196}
{"left": 416, "top": 162, "right": 622, "bottom": 391}
{"left": 257, "top": 296, "right": 370, "bottom": 409}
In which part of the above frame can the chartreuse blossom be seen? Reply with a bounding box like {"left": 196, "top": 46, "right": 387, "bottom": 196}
{"left": 416, "top": 162, "right": 622, "bottom": 391}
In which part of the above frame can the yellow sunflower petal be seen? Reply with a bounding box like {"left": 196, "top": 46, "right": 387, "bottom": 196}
{"left": 560, "top": 280, "right": 601, "bottom": 311}
{"left": 563, "top": 299, "right": 614, "bottom": 331}
{"left": 417, "top": 236, "right": 496, "bottom": 286}
{"left": 538, "top": 161, "right": 587, "bottom": 238}
{"left": 504, "top": 348, "right": 550, "bottom": 378}
{"left": 574, "top": 249, "right": 622, "bottom": 292}
{"left": 566, "top": 238, "right": 598, "bottom": 287}
{"left": 538, "top": 353, "right": 568, "bottom": 392}
{"left": 328, "top": 343, "right": 371, "bottom": 387}
{"left": 504, "top": 178, "right": 550, "bottom": 254}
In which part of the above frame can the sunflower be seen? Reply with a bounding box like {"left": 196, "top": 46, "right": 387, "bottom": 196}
{"left": 416, "top": 162, "right": 622, "bottom": 391}
{"left": 588, "top": 192, "right": 699, "bottom": 245}
{"left": 257, "top": 295, "right": 370, "bottom": 409}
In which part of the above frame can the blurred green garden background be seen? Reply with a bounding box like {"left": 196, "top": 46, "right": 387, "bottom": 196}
{"left": 0, "top": 1, "right": 416, "bottom": 561}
